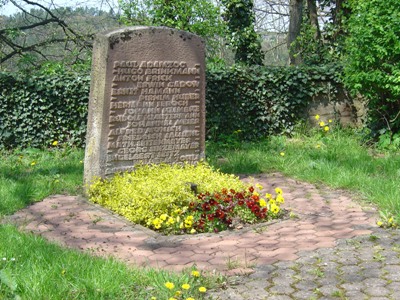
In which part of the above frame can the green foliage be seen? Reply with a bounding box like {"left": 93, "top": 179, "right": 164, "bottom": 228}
{"left": 221, "top": 0, "right": 263, "bottom": 65}
{"left": 343, "top": 0, "right": 400, "bottom": 135}
{"left": 206, "top": 64, "right": 342, "bottom": 141}
{"left": 0, "top": 71, "right": 89, "bottom": 149}
{"left": 0, "top": 63, "right": 342, "bottom": 149}
{"left": 118, "top": 0, "right": 226, "bottom": 61}
{"left": 88, "top": 163, "right": 247, "bottom": 226}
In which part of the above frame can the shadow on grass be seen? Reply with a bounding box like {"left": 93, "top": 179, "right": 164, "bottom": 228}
{"left": 0, "top": 152, "right": 83, "bottom": 215}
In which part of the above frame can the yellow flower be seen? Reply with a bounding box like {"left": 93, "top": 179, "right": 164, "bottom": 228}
{"left": 30, "top": 161, "right": 36, "bottom": 166}
{"left": 280, "top": 152, "right": 285, "bottom": 156}
{"left": 152, "top": 218, "right": 162, "bottom": 229}
{"left": 276, "top": 194, "right": 285, "bottom": 204}
{"left": 184, "top": 220, "right": 192, "bottom": 228}
{"left": 328, "top": 119, "right": 333, "bottom": 123}
{"left": 52, "top": 141, "right": 58, "bottom": 146}
{"left": 388, "top": 217, "right": 394, "bottom": 224}
{"left": 186, "top": 298, "right": 195, "bottom": 300}
{"left": 190, "top": 228, "right": 196, "bottom": 234}
{"left": 151, "top": 297, "right": 157, "bottom": 300}
{"left": 255, "top": 183, "right": 263, "bottom": 190}
{"left": 275, "top": 187, "right": 283, "bottom": 194}
{"left": 324, "top": 126, "right": 329, "bottom": 132}
{"left": 167, "top": 217, "right": 175, "bottom": 225}
{"left": 165, "top": 282, "right": 175, "bottom": 290}
{"left": 199, "top": 286, "right": 207, "bottom": 293}
{"left": 265, "top": 193, "right": 272, "bottom": 199}
{"left": 191, "top": 270, "right": 200, "bottom": 277}
{"left": 268, "top": 199, "right": 276, "bottom": 206}
{"left": 316, "top": 144, "right": 321, "bottom": 149}
{"left": 270, "top": 204, "right": 280, "bottom": 214}
{"left": 160, "top": 214, "right": 168, "bottom": 221}
{"left": 377, "top": 221, "right": 383, "bottom": 227}
{"left": 259, "top": 199, "right": 267, "bottom": 207}
{"left": 253, "top": 191, "right": 260, "bottom": 197}
{"left": 182, "top": 283, "right": 190, "bottom": 290}
{"left": 175, "top": 291, "right": 182, "bottom": 297}
{"left": 315, "top": 115, "right": 320, "bottom": 120}
{"left": 319, "top": 121, "right": 325, "bottom": 127}
{"left": 169, "top": 298, "right": 177, "bottom": 300}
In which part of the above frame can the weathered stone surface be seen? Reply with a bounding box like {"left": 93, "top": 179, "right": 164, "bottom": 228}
{"left": 84, "top": 26, "right": 205, "bottom": 187}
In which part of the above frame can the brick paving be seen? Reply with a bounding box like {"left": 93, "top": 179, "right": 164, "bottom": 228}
{"left": 5, "top": 173, "right": 400, "bottom": 299}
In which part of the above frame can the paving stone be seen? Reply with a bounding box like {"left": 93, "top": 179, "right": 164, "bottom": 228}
{"left": 344, "top": 290, "right": 368, "bottom": 299}
{"left": 267, "top": 283, "right": 295, "bottom": 295}
{"left": 7, "top": 173, "right": 400, "bottom": 300}
{"left": 317, "top": 285, "right": 342, "bottom": 297}
{"left": 363, "top": 286, "right": 391, "bottom": 297}
{"left": 291, "top": 290, "right": 319, "bottom": 300}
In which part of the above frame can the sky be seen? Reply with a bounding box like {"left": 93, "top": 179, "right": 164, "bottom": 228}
{"left": 0, "top": 0, "right": 119, "bottom": 16}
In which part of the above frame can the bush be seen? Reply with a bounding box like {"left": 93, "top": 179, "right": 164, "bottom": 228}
{"left": 87, "top": 163, "right": 248, "bottom": 226}
{"left": 0, "top": 71, "right": 89, "bottom": 149}
{"left": 206, "top": 64, "right": 342, "bottom": 141}
{"left": 0, "top": 64, "right": 343, "bottom": 149}
{"left": 343, "top": 0, "right": 400, "bottom": 136}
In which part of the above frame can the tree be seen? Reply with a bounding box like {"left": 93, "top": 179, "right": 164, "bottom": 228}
{"left": 0, "top": 0, "right": 118, "bottom": 72}
{"left": 222, "top": 0, "right": 264, "bottom": 65}
{"left": 287, "top": 0, "right": 303, "bottom": 64}
{"left": 343, "top": 0, "right": 400, "bottom": 135}
{"left": 119, "top": 0, "right": 226, "bottom": 62}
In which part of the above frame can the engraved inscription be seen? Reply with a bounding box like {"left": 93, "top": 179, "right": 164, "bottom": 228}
{"left": 105, "top": 60, "right": 202, "bottom": 174}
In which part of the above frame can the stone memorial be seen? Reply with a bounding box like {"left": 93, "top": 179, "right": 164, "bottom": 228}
{"left": 84, "top": 27, "right": 205, "bottom": 187}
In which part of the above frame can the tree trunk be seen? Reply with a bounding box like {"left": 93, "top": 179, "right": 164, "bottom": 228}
{"left": 287, "top": 0, "right": 303, "bottom": 65}
{"left": 307, "top": 0, "right": 320, "bottom": 40}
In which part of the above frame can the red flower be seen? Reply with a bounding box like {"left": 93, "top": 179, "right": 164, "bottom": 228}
{"left": 238, "top": 199, "right": 245, "bottom": 206}
{"left": 251, "top": 205, "right": 260, "bottom": 214}
{"left": 221, "top": 188, "right": 228, "bottom": 195}
{"left": 215, "top": 209, "right": 225, "bottom": 219}
{"left": 207, "top": 214, "right": 215, "bottom": 221}
{"left": 209, "top": 199, "right": 218, "bottom": 206}
{"left": 202, "top": 203, "right": 211, "bottom": 211}
{"left": 223, "top": 196, "right": 233, "bottom": 203}
{"left": 246, "top": 200, "right": 255, "bottom": 209}
{"left": 235, "top": 192, "right": 244, "bottom": 199}
{"left": 230, "top": 189, "right": 236, "bottom": 194}
{"left": 249, "top": 186, "right": 255, "bottom": 193}
{"left": 214, "top": 193, "right": 221, "bottom": 200}
{"left": 251, "top": 194, "right": 259, "bottom": 201}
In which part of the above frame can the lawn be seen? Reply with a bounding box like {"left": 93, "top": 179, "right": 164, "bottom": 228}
{"left": 1, "top": 126, "right": 399, "bottom": 298}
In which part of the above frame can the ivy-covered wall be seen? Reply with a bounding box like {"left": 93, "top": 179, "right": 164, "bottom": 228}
{"left": 0, "top": 65, "right": 345, "bottom": 149}
{"left": 206, "top": 64, "right": 343, "bottom": 140}
{"left": 0, "top": 72, "right": 90, "bottom": 149}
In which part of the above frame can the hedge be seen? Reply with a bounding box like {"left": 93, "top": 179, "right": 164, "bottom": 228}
{"left": 0, "top": 65, "right": 342, "bottom": 149}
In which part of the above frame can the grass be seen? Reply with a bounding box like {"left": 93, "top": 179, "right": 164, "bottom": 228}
{"left": 207, "top": 126, "right": 400, "bottom": 218}
{"left": 0, "top": 147, "right": 84, "bottom": 215}
{"left": 0, "top": 147, "right": 214, "bottom": 299}
{"left": 1, "top": 125, "right": 399, "bottom": 298}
